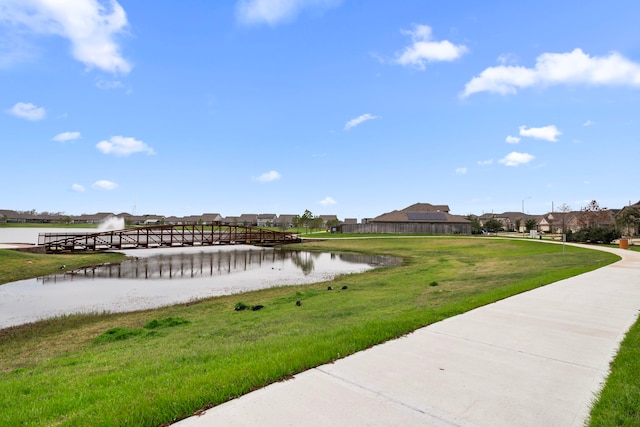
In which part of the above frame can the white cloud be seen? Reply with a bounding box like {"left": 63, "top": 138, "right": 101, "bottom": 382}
{"left": 499, "top": 152, "right": 535, "bottom": 167}
{"left": 256, "top": 170, "right": 281, "bottom": 182}
{"left": 96, "top": 79, "right": 125, "bottom": 90}
{"left": 344, "top": 113, "right": 378, "bottom": 131}
{"left": 519, "top": 125, "right": 561, "bottom": 142}
{"left": 236, "top": 0, "right": 340, "bottom": 26}
{"left": 583, "top": 120, "right": 595, "bottom": 127}
{"left": 96, "top": 136, "right": 155, "bottom": 156}
{"left": 463, "top": 48, "right": 640, "bottom": 97}
{"left": 455, "top": 167, "right": 467, "bottom": 174}
{"left": 71, "top": 183, "right": 85, "bottom": 192}
{"left": 53, "top": 131, "right": 80, "bottom": 142}
{"left": 477, "top": 159, "right": 493, "bottom": 166}
{"left": 1, "top": 0, "right": 131, "bottom": 74}
{"left": 6, "top": 102, "right": 46, "bottom": 120}
{"left": 394, "top": 24, "right": 467, "bottom": 70}
{"left": 497, "top": 53, "right": 518, "bottom": 65}
{"left": 319, "top": 196, "right": 336, "bottom": 206}
{"left": 92, "top": 180, "right": 118, "bottom": 190}
{"left": 505, "top": 135, "right": 520, "bottom": 144}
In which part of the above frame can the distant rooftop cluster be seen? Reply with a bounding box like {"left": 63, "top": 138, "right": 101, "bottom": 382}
{"left": 2, "top": 200, "right": 639, "bottom": 237}
{"left": 0, "top": 210, "right": 341, "bottom": 228}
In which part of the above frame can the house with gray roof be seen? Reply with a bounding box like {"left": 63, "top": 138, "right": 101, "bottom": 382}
{"left": 238, "top": 214, "right": 258, "bottom": 226}
{"left": 257, "top": 214, "right": 277, "bottom": 227}
{"left": 341, "top": 203, "right": 470, "bottom": 234}
{"left": 276, "top": 214, "right": 296, "bottom": 228}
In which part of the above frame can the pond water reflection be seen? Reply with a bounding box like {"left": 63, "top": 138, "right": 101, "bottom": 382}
{"left": 0, "top": 246, "right": 400, "bottom": 329}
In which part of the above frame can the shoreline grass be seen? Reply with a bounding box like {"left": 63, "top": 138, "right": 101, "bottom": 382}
{"left": 588, "top": 313, "right": 640, "bottom": 426}
{"left": 0, "top": 250, "right": 127, "bottom": 285}
{"left": 0, "top": 238, "right": 621, "bottom": 426}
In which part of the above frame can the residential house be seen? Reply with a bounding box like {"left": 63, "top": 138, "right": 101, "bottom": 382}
{"left": 257, "top": 214, "right": 278, "bottom": 227}
{"left": 615, "top": 201, "right": 640, "bottom": 236}
{"left": 238, "top": 214, "right": 258, "bottom": 226}
{"left": 319, "top": 215, "right": 339, "bottom": 227}
{"left": 275, "top": 214, "right": 296, "bottom": 228}
{"left": 201, "top": 213, "right": 223, "bottom": 224}
{"left": 537, "top": 211, "right": 579, "bottom": 234}
{"left": 342, "top": 203, "right": 470, "bottom": 234}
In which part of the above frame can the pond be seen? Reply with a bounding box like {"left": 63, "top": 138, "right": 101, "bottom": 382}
{"left": 0, "top": 244, "right": 400, "bottom": 329}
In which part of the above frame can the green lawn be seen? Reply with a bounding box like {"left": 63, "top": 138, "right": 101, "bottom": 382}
{"left": 0, "top": 238, "right": 622, "bottom": 426}
{"left": 0, "top": 250, "right": 126, "bottom": 285}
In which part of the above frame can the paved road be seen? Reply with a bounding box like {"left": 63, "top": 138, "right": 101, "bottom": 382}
{"left": 174, "top": 244, "right": 640, "bottom": 427}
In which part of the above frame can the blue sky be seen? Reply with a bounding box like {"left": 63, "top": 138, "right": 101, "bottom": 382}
{"left": 1, "top": 0, "right": 639, "bottom": 220}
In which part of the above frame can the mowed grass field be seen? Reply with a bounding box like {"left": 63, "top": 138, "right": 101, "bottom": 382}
{"left": 0, "top": 238, "right": 622, "bottom": 426}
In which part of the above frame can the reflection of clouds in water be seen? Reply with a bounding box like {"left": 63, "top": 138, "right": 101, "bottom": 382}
{"left": 0, "top": 248, "right": 401, "bottom": 329}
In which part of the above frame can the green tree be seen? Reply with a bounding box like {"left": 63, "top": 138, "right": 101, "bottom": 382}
{"left": 310, "top": 216, "right": 323, "bottom": 231}
{"left": 616, "top": 206, "right": 640, "bottom": 236}
{"left": 299, "top": 209, "right": 313, "bottom": 233}
{"left": 292, "top": 215, "right": 301, "bottom": 229}
{"left": 466, "top": 216, "right": 482, "bottom": 234}
{"left": 484, "top": 218, "right": 502, "bottom": 233}
{"left": 525, "top": 218, "right": 537, "bottom": 232}
{"left": 325, "top": 218, "right": 340, "bottom": 230}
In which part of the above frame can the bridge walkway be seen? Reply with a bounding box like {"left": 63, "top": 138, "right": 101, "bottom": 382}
{"left": 38, "top": 224, "right": 302, "bottom": 252}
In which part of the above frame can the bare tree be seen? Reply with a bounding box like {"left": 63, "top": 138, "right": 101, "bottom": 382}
{"left": 577, "top": 200, "right": 610, "bottom": 229}
{"left": 558, "top": 203, "right": 571, "bottom": 234}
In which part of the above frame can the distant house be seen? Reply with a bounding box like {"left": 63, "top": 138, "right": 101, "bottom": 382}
{"left": 343, "top": 218, "right": 358, "bottom": 225}
{"left": 238, "top": 214, "right": 258, "bottom": 226}
{"left": 537, "top": 212, "right": 580, "bottom": 234}
{"left": 257, "top": 214, "right": 277, "bottom": 227}
{"left": 201, "top": 213, "right": 223, "bottom": 224}
{"left": 276, "top": 214, "right": 296, "bottom": 228}
{"left": 341, "top": 203, "right": 470, "bottom": 234}
{"left": 319, "top": 215, "right": 339, "bottom": 227}
{"left": 164, "top": 216, "right": 181, "bottom": 225}
{"left": 76, "top": 212, "right": 116, "bottom": 224}
{"left": 0, "top": 209, "right": 21, "bottom": 223}
{"left": 222, "top": 216, "right": 240, "bottom": 225}
{"left": 615, "top": 201, "right": 640, "bottom": 236}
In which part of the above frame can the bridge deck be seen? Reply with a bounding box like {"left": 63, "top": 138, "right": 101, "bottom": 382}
{"left": 39, "top": 224, "right": 302, "bottom": 252}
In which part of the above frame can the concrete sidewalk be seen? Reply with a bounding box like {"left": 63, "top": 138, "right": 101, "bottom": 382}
{"left": 174, "top": 245, "right": 640, "bottom": 427}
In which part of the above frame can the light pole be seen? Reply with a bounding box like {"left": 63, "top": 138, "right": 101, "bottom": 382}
{"left": 521, "top": 197, "right": 531, "bottom": 234}
{"left": 521, "top": 196, "right": 531, "bottom": 214}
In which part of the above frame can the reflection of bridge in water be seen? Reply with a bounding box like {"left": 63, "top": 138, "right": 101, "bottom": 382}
{"left": 38, "top": 224, "right": 302, "bottom": 253}
{"left": 40, "top": 249, "right": 300, "bottom": 283}
{"left": 37, "top": 250, "right": 399, "bottom": 284}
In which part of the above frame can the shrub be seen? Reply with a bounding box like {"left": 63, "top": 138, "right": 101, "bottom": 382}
{"left": 566, "top": 226, "right": 621, "bottom": 244}
{"left": 93, "top": 327, "right": 144, "bottom": 344}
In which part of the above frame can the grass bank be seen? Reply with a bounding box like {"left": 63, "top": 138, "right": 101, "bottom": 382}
{"left": 0, "top": 250, "right": 127, "bottom": 285}
{"left": 0, "top": 238, "right": 619, "bottom": 426}
{"left": 588, "top": 312, "right": 640, "bottom": 426}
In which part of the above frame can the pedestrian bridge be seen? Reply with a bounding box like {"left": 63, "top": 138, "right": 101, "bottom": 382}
{"left": 38, "top": 224, "right": 302, "bottom": 253}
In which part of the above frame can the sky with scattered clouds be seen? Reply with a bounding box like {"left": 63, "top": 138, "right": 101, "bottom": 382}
{"left": 1, "top": 0, "right": 639, "bottom": 219}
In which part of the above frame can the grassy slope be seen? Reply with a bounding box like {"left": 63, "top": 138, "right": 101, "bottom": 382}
{"left": 588, "top": 309, "right": 640, "bottom": 426}
{"left": 0, "top": 250, "right": 126, "bottom": 285}
{"left": 0, "top": 238, "right": 620, "bottom": 426}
